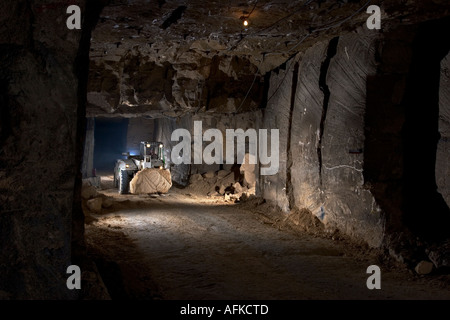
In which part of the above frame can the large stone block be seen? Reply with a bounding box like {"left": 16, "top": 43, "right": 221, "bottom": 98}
{"left": 260, "top": 60, "right": 294, "bottom": 212}
{"left": 269, "top": 29, "right": 386, "bottom": 247}
{"left": 290, "top": 42, "right": 327, "bottom": 215}
{"left": 321, "top": 29, "right": 384, "bottom": 247}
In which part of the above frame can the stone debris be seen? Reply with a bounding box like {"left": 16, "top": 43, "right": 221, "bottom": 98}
{"left": 81, "top": 185, "right": 98, "bottom": 200}
{"left": 217, "top": 170, "right": 229, "bottom": 178}
{"left": 191, "top": 173, "right": 203, "bottom": 181}
{"left": 87, "top": 198, "right": 103, "bottom": 213}
{"left": 187, "top": 168, "right": 256, "bottom": 202}
{"left": 82, "top": 176, "right": 101, "bottom": 188}
{"left": 414, "top": 260, "right": 434, "bottom": 275}
{"left": 428, "top": 239, "right": 450, "bottom": 269}
{"left": 233, "top": 182, "right": 243, "bottom": 194}
{"left": 203, "top": 171, "right": 216, "bottom": 179}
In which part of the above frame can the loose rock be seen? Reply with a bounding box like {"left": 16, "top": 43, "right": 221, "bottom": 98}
{"left": 87, "top": 198, "right": 103, "bottom": 213}
{"left": 217, "top": 170, "right": 229, "bottom": 178}
{"left": 81, "top": 185, "right": 98, "bottom": 200}
{"left": 203, "top": 171, "right": 216, "bottom": 179}
{"left": 233, "top": 182, "right": 243, "bottom": 194}
{"left": 190, "top": 173, "right": 203, "bottom": 182}
{"left": 414, "top": 261, "right": 433, "bottom": 275}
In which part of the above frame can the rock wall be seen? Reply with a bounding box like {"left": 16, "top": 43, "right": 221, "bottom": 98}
{"left": 153, "top": 115, "right": 191, "bottom": 185}
{"left": 0, "top": 0, "right": 87, "bottom": 299}
{"left": 126, "top": 117, "right": 155, "bottom": 154}
{"left": 262, "top": 19, "right": 450, "bottom": 248}
{"left": 261, "top": 28, "right": 385, "bottom": 247}
{"left": 390, "top": 18, "right": 450, "bottom": 241}
{"left": 288, "top": 42, "right": 327, "bottom": 219}
{"left": 320, "top": 31, "right": 384, "bottom": 247}
{"left": 437, "top": 52, "right": 450, "bottom": 208}
{"left": 363, "top": 25, "right": 414, "bottom": 240}
{"left": 260, "top": 60, "right": 295, "bottom": 213}
{"left": 87, "top": 51, "right": 267, "bottom": 118}
{"left": 82, "top": 118, "right": 95, "bottom": 178}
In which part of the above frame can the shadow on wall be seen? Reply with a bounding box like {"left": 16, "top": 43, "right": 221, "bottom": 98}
{"left": 364, "top": 16, "right": 450, "bottom": 242}
{"left": 401, "top": 16, "right": 450, "bottom": 241}
{"left": 94, "top": 118, "right": 129, "bottom": 173}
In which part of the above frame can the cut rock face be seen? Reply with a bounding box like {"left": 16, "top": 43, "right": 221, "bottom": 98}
{"left": 129, "top": 168, "right": 172, "bottom": 194}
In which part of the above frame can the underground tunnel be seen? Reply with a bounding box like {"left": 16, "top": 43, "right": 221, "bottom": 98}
{"left": 1, "top": 0, "right": 450, "bottom": 302}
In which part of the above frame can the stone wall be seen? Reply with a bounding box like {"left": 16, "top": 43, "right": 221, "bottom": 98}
{"left": 260, "top": 60, "right": 296, "bottom": 213}
{"left": 87, "top": 52, "right": 267, "bottom": 118}
{"left": 0, "top": 0, "right": 87, "bottom": 299}
{"left": 82, "top": 118, "right": 95, "bottom": 178}
{"left": 261, "top": 19, "right": 450, "bottom": 247}
{"left": 320, "top": 31, "right": 384, "bottom": 247}
{"left": 437, "top": 52, "right": 450, "bottom": 208}
{"left": 261, "top": 28, "right": 385, "bottom": 247}
{"left": 126, "top": 117, "right": 155, "bottom": 154}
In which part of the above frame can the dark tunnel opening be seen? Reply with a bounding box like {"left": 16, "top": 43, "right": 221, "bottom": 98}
{"left": 93, "top": 118, "right": 129, "bottom": 174}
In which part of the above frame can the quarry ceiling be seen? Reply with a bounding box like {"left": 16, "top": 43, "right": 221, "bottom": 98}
{"left": 87, "top": 0, "right": 450, "bottom": 118}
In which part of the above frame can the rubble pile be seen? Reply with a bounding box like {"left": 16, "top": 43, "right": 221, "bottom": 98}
{"left": 187, "top": 168, "right": 256, "bottom": 202}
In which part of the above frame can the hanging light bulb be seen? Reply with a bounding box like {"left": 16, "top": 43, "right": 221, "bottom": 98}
{"left": 243, "top": 19, "right": 249, "bottom": 27}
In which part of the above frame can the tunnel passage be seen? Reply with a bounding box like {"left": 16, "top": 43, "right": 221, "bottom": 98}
{"left": 364, "top": 17, "right": 450, "bottom": 242}
{"left": 93, "top": 118, "right": 129, "bottom": 173}
{"left": 80, "top": 3, "right": 450, "bottom": 283}
{"left": 3, "top": 0, "right": 450, "bottom": 300}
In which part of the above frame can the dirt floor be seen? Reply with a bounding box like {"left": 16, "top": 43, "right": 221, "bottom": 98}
{"left": 83, "top": 174, "right": 450, "bottom": 300}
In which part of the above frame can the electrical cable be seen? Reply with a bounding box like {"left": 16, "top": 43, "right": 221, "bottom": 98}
{"left": 235, "top": 64, "right": 260, "bottom": 113}
{"left": 248, "top": 0, "right": 258, "bottom": 17}
{"left": 229, "top": 0, "right": 314, "bottom": 51}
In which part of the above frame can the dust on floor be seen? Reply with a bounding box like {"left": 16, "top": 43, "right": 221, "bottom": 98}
{"left": 83, "top": 175, "right": 450, "bottom": 300}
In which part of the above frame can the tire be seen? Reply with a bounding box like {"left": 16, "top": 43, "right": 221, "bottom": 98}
{"left": 118, "top": 170, "right": 130, "bottom": 194}
{"left": 114, "top": 171, "right": 118, "bottom": 188}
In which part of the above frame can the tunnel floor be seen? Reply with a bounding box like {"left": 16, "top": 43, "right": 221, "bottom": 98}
{"left": 84, "top": 175, "right": 450, "bottom": 300}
